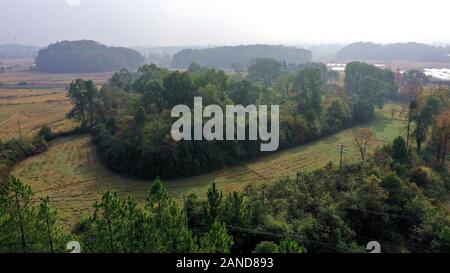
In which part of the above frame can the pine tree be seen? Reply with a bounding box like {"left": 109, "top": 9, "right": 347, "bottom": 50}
{"left": 0, "top": 176, "right": 35, "bottom": 253}
{"left": 158, "top": 201, "right": 198, "bottom": 253}
{"left": 254, "top": 241, "right": 280, "bottom": 253}
{"left": 147, "top": 177, "right": 170, "bottom": 225}
{"left": 223, "top": 191, "right": 247, "bottom": 226}
{"left": 33, "top": 197, "right": 66, "bottom": 253}
{"left": 87, "top": 192, "right": 126, "bottom": 252}
{"left": 278, "top": 238, "right": 306, "bottom": 253}
{"left": 206, "top": 183, "right": 223, "bottom": 225}
{"left": 254, "top": 239, "right": 306, "bottom": 253}
{"left": 146, "top": 178, "right": 197, "bottom": 253}
{"left": 199, "top": 219, "right": 233, "bottom": 253}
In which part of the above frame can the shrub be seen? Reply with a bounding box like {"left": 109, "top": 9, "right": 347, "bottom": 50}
{"left": 38, "top": 126, "right": 54, "bottom": 141}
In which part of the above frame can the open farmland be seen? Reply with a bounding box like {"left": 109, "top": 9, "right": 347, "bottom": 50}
{"left": 0, "top": 71, "right": 113, "bottom": 89}
{"left": 11, "top": 104, "right": 404, "bottom": 228}
{"left": 0, "top": 58, "right": 112, "bottom": 88}
{"left": 0, "top": 62, "right": 112, "bottom": 140}
{"left": 0, "top": 88, "right": 74, "bottom": 140}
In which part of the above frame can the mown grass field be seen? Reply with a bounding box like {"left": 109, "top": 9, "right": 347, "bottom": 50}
{"left": 0, "top": 88, "right": 74, "bottom": 140}
{"left": 0, "top": 64, "right": 111, "bottom": 140}
{"left": 0, "top": 70, "right": 112, "bottom": 89}
{"left": 12, "top": 104, "right": 405, "bottom": 228}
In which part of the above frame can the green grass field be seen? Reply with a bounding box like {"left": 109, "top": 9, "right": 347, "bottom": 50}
{"left": 11, "top": 104, "right": 404, "bottom": 228}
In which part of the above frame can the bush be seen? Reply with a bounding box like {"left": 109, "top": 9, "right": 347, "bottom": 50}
{"left": 254, "top": 241, "right": 280, "bottom": 253}
{"left": 0, "top": 136, "right": 48, "bottom": 184}
{"left": 410, "top": 166, "right": 432, "bottom": 188}
{"left": 392, "top": 137, "right": 408, "bottom": 162}
{"left": 38, "top": 126, "right": 54, "bottom": 141}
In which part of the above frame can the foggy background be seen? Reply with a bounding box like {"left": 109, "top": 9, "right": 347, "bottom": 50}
{"left": 1, "top": 0, "right": 450, "bottom": 47}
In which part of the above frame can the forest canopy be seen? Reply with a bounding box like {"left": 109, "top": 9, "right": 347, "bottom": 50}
{"left": 171, "top": 45, "right": 312, "bottom": 69}
{"left": 337, "top": 42, "right": 450, "bottom": 62}
{"left": 62, "top": 60, "right": 396, "bottom": 179}
{"left": 34, "top": 40, "right": 144, "bottom": 73}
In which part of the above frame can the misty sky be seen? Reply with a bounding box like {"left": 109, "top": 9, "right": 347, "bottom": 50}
{"left": 1, "top": 0, "right": 450, "bottom": 47}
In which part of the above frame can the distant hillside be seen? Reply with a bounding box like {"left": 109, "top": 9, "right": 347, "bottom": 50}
{"left": 171, "top": 44, "right": 312, "bottom": 69}
{"left": 337, "top": 42, "right": 450, "bottom": 62}
{"left": 0, "top": 44, "right": 40, "bottom": 59}
{"left": 308, "top": 44, "right": 343, "bottom": 62}
{"left": 133, "top": 46, "right": 197, "bottom": 56}
{"left": 35, "top": 40, "right": 144, "bottom": 73}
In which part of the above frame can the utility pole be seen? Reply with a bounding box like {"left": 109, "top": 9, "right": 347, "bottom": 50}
{"left": 17, "top": 119, "right": 23, "bottom": 141}
{"left": 338, "top": 144, "right": 344, "bottom": 192}
{"left": 183, "top": 194, "right": 188, "bottom": 228}
{"left": 7, "top": 199, "right": 15, "bottom": 253}
{"left": 44, "top": 197, "right": 54, "bottom": 253}
{"left": 14, "top": 192, "right": 27, "bottom": 253}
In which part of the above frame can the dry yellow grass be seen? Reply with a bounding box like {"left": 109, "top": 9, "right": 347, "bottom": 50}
{"left": 0, "top": 88, "right": 60, "bottom": 97}
{"left": 0, "top": 77, "right": 75, "bottom": 141}
{"left": 0, "top": 98, "right": 73, "bottom": 141}
{"left": 0, "top": 67, "right": 114, "bottom": 141}
{"left": 12, "top": 136, "right": 158, "bottom": 227}
{"left": 0, "top": 71, "right": 112, "bottom": 88}
{"left": 0, "top": 90, "right": 67, "bottom": 105}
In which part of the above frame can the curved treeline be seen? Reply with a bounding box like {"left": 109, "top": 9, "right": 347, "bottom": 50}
{"left": 171, "top": 45, "right": 312, "bottom": 69}
{"left": 0, "top": 125, "right": 87, "bottom": 186}
{"left": 65, "top": 60, "right": 396, "bottom": 179}
{"left": 0, "top": 136, "right": 47, "bottom": 185}
{"left": 337, "top": 42, "right": 450, "bottom": 62}
{"left": 35, "top": 40, "right": 144, "bottom": 73}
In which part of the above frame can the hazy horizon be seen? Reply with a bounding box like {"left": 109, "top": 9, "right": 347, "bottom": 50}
{"left": 1, "top": 0, "right": 450, "bottom": 48}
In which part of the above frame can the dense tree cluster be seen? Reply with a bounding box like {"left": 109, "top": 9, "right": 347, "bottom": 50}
{"left": 0, "top": 176, "right": 67, "bottom": 252}
{"left": 1, "top": 134, "right": 449, "bottom": 253}
{"left": 65, "top": 60, "right": 393, "bottom": 179}
{"left": 35, "top": 40, "right": 144, "bottom": 73}
{"left": 184, "top": 134, "right": 450, "bottom": 253}
{"left": 0, "top": 176, "right": 303, "bottom": 253}
{"left": 171, "top": 45, "right": 312, "bottom": 69}
{"left": 344, "top": 61, "right": 396, "bottom": 123}
{"left": 337, "top": 42, "right": 450, "bottom": 62}
{"left": 1, "top": 75, "right": 449, "bottom": 252}
{"left": 75, "top": 179, "right": 235, "bottom": 253}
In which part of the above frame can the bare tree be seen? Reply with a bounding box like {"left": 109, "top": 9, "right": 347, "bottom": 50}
{"left": 353, "top": 128, "right": 374, "bottom": 161}
{"left": 434, "top": 112, "right": 450, "bottom": 163}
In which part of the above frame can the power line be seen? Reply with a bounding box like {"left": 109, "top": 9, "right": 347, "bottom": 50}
{"left": 31, "top": 189, "right": 422, "bottom": 222}
{"left": 30, "top": 196, "right": 423, "bottom": 223}
{"left": 352, "top": 233, "right": 429, "bottom": 253}
{"left": 225, "top": 225, "right": 354, "bottom": 253}
{"left": 343, "top": 207, "right": 418, "bottom": 221}
{"left": 21, "top": 191, "right": 429, "bottom": 253}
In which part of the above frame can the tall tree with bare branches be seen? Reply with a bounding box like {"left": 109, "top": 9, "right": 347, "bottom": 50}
{"left": 353, "top": 128, "right": 374, "bottom": 161}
